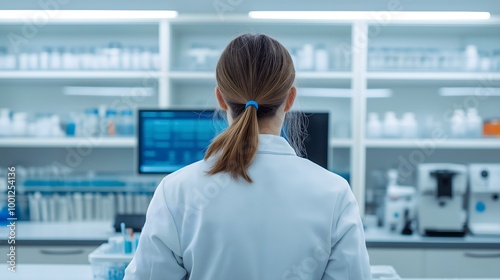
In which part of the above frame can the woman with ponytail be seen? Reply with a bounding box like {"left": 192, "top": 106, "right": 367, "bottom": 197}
{"left": 125, "top": 34, "right": 372, "bottom": 280}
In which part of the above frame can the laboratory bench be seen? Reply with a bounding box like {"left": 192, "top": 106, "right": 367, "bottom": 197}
{"left": 0, "top": 264, "right": 498, "bottom": 280}
{"left": 2, "top": 221, "right": 500, "bottom": 248}
{"left": 1, "top": 222, "right": 500, "bottom": 278}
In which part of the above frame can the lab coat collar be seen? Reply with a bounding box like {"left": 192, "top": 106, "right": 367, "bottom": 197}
{"left": 257, "top": 134, "right": 297, "bottom": 156}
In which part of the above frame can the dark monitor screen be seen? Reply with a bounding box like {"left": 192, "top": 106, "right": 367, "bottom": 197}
{"left": 301, "top": 112, "right": 329, "bottom": 169}
{"left": 138, "top": 110, "right": 329, "bottom": 174}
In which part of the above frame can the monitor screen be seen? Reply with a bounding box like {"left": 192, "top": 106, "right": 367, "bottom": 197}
{"left": 302, "top": 112, "right": 329, "bottom": 169}
{"left": 138, "top": 110, "right": 227, "bottom": 174}
{"left": 138, "top": 110, "right": 329, "bottom": 174}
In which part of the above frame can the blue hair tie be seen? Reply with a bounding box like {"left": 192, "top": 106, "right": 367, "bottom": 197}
{"left": 245, "top": 100, "right": 258, "bottom": 110}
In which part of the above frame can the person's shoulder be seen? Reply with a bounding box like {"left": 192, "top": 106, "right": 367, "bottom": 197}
{"left": 158, "top": 160, "right": 209, "bottom": 190}
{"left": 297, "top": 157, "right": 349, "bottom": 186}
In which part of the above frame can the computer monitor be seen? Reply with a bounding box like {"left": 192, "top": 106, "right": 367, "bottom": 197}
{"left": 138, "top": 109, "right": 226, "bottom": 174}
{"left": 301, "top": 112, "right": 329, "bottom": 169}
{"left": 138, "top": 109, "right": 329, "bottom": 174}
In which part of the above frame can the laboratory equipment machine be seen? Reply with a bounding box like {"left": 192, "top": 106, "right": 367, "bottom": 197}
{"left": 468, "top": 164, "right": 500, "bottom": 236}
{"left": 384, "top": 169, "right": 416, "bottom": 235}
{"left": 417, "top": 163, "right": 468, "bottom": 236}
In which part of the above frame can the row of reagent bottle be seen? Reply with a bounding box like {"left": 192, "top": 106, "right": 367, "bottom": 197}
{"left": 366, "top": 112, "right": 418, "bottom": 139}
{"left": 367, "top": 109, "right": 484, "bottom": 139}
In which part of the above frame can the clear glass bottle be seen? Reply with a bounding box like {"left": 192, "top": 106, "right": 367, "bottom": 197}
{"left": 106, "top": 110, "right": 117, "bottom": 137}
{"left": 118, "top": 110, "right": 134, "bottom": 136}
{"left": 83, "top": 108, "right": 99, "bottom": 137}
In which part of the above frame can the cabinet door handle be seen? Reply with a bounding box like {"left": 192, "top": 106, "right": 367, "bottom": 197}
{"left": 39, "top": 249, "right": 85, "bottom": 255}
{"left": 464, "top": 252, "right": 500, "bottom": 258}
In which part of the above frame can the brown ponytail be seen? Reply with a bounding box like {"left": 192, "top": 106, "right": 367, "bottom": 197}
{"left": 204, "top": 34, "right": 295, "bottom": 183}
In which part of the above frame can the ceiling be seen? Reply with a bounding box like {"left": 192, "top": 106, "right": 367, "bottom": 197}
{"left": 1, "top": 0, "right": 499, "bottom": 15}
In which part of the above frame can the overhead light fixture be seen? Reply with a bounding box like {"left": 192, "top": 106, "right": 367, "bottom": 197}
{"left": 0, "top": 10, "right": 178, "bottom": 20}
{"left": 248, "top": 11, "right": 490, "bottom": 21}
{"left": 64, "top": 86, "right": 155, "bottom": 97}
{"left": 299, "top": 88, "right": 392, "bottom": 98}
{"left": 439, "top": 87, "right": 500, "bottom": 97}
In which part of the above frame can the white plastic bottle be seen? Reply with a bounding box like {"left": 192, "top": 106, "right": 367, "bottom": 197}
{"left": 315, "top": 44, "right": 329, "bottom": 72}
{"left": 117, "top": 192, "right": 125, "bottom": 214}
{"left": 39, "top": 194, "right": 49, "bottom": 221}
{"left": 11, "top": 112, "right": 28, "bottom": 137}
{"left": 49, "top": 193, "right": 58, "bottom": 221}
{"left": 18, "top": 51, "right": 29, "bottom": 70}
{"left": 28, "top": 49, "right": 39, "bottom": 70}
{"left": 450, "top": 109, "right": 467, "bottom": 138}
{"left": 28, "top": 192, "right": 41, "bottom": 221}
{"left": 151, "top": 47, "right": 160, "bottom": 70}
{"left": 84, "top": 193, "right": 94, "bottom": 221}
{"left": 400, "top": 112, "right": 419, "bottom": 139}
{"left": 83, "top": 108, "right": 99, "bottom": 137}
{"left": 39, "top": 47, "right": 50, "bottom": 70}
{"left": 466, "top": 108, "right": 483, "bottom": 138}
{"left": 383, "top": 111, "right": 400, "bottom": 138}
{"left": 0, "top": 108, "right": 11, "bottom": 137}
{"left": 140, "top": 47, "right": 151, "bottom": 70}
{"left": 125, "top": 192, "right": 134, "bottom": 214}
{"left": 72, "top": 192, "right": 84, "bottom": 221}
{"left": 298, "top": 44, "right": 314, "bottom": 71}
{"left": 366, "top": 112, "right": 382, "bottom": 138}
{"left": 121, "top": 47, "right": 131, "bottom": 70}
{"left": 50, "top": 115, "right": 64, "bottom": 137}
{"left": 50, "top": 47, "right": 62, "bottom": 70}
{"left": 465, "top": 44, "right": 479, "bottom": 71}
{"left": 57, "top": 194, "right": 69, "bottom": 222}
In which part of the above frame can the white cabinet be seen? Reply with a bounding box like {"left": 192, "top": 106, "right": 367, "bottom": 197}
{"left": 369, "top": 247, "right": 500, "bottom": 278}
{"left": 424, "top": 249, "right": 500, "bottom": 278}
{"left": 6, "top": 245, "right": 98, "bottom": 264}
{"left": 368, "top": 248, "right": 425, "bottom": 278}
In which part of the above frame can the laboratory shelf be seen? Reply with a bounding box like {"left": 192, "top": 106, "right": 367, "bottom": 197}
{"left": 0, "top": 71, "right": 162, "bottom": 80}
{"left": 20, "top": 186, "right": 155, "bottom": 193}
{"left": 0, "top": 137, "right": 136, "bottom": 148}
{"left": 169, "top": 71, "right": 352, "bottom": 86}
{"left": 168, "top": 71, "right": 214, "bottom": 80}
{"left": 367, "top": 72, "right": 500, "bottom": 80}
{"left": 169, "top": 71, "right": 351, "bottom": 79}
{"left": 329, "top": 138, "right": 353, "bottom": 148}
{"left": 365, "top": 139, "right": 500, "bottom": 149}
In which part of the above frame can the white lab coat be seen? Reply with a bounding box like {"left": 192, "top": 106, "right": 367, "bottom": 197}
{"left": 124, "top": 134, "right": 372, "bottom": 280}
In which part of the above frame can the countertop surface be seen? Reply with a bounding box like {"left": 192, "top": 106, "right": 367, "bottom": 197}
{"left": 0, "top": 264, "right": 498, "bottom": 280}
{"left": 1, "top": 222, "right": 500, "bottom": 248}
{"left": 0, "top": 221, "right": 115, "bottom": 245}
{"left": 364, "top": 227, "right": 500, "bottom": 249}
{"left": 0, "top": 264, "right": 93, "bottom": 280}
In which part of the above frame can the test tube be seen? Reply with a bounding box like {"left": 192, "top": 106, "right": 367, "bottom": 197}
{"left": 73, "top": 192, "right": 84, "bottom": 221}
{"left": 117, "top": 192, "right": 125, "bottom": 214}
{"left": 84, "top": 193, "right": 94, "bottom": 221}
